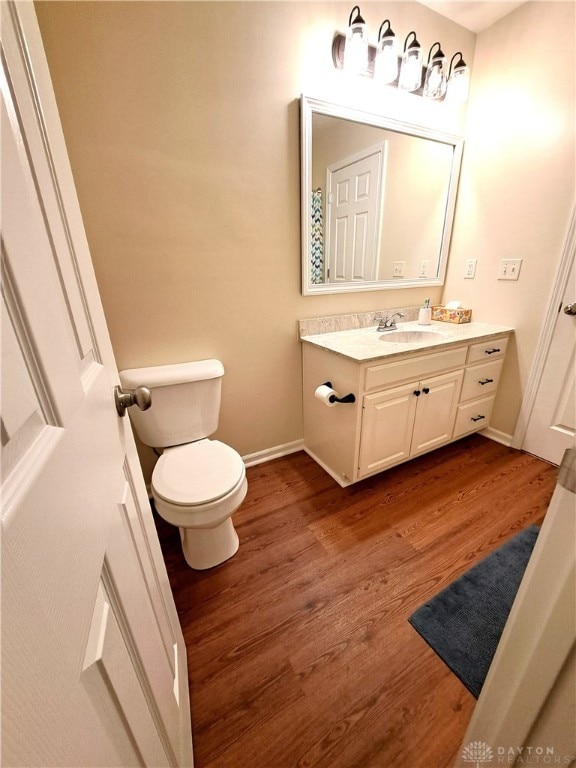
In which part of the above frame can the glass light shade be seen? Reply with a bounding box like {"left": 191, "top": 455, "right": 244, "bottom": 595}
{"left": 374, "top": 38, "right": 398, "bottom": 84}
{"left": 344, "top": 21, "right": 368, "bottom": 76}
{"left": 399, "top": 48, "right": 422, "bottom": 92}
{"left": 447, "top": 65, "right": 470, "bottom": 103}
{"left": 423, "top": 59, "right": 447, "bottom": 99}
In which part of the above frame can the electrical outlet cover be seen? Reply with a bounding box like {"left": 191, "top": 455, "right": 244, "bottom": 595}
{"left": 393, "top": 261, "right": 405, "bottom": 278}
{"left": 464, "top": 259, "right": 477, "bottom": 279}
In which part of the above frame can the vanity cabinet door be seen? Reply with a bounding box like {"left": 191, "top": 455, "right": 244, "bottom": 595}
{"left": 358, "top": 382, "right": 418, "bottom": 478}
{"left": 410, "top": 369, "right": 464, "bottom": 456}
{"left": 358, "top": 369, "right": 464, "bottom": 479}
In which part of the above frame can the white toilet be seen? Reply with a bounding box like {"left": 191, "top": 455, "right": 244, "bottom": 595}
{"left": 119, "top": 360, "right": 247, "bottom": 570}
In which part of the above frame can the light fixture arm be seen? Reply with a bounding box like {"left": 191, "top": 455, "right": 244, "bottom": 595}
{"left": 427, "top": 41, "right": 445, "bottom": 66}
{"left": 349, "top": 5, "right": 364, "bottom": 26}
{"left": 403, "top": 30, "right": 420, "bottom": 53}
{"left": 449, "top": 51, "right": 467, "bottom": 77}
{"left": 378, "top": 19, "right": 394, "bottom": 41}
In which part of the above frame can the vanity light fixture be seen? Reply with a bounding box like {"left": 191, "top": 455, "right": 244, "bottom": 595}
{"left": 332, "top": 11, "right": 470, "bottom": 104}
{"left": 423, "top": 42, "right": 447, "bottom": 99}
{"left": 344, "top": 5, "right": 369, "bottom": 76}
{"left": 398, "top": 31, "right": 423, "bottom": 92}
{"left": 374, "top": 20, "right": 398, "bottom": 85}
{"left": 446, "top": 52, "right": 470, "bottom": 103}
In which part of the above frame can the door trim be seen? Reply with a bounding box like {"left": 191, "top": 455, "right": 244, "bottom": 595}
{"left": 512, "top": 205, "right": 576, "bottom": 452}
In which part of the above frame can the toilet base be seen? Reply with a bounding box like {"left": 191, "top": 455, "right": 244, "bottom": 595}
{"left": 179, "top": 517, "right": 239, "bottom": 570}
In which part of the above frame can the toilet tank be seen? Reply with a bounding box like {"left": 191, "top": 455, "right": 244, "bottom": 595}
{"left": 119, "top": 360, "right": 224, "bottom": 448}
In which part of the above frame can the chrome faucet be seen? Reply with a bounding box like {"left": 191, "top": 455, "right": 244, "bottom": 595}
{"left": 377, "top": 312, "right": 405, "bottom": 332}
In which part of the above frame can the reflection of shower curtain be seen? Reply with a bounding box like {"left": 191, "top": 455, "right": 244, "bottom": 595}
{"left": 311, "top": 188, "right": 324, "bottom": 284}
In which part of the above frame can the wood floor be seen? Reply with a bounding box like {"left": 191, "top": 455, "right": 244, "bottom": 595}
{"left": 154, "top": 434, "right": 558, "bottom": 768}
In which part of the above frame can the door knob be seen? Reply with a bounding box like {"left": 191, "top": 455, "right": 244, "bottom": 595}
{"left": 563, "top": 302, "right": 576, "bottom": 315}
{"left": 114, "top": 385, "right": 152, "bottom": 417}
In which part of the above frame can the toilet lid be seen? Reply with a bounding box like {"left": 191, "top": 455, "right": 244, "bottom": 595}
{"left": 152, "top": 440, "right": 245, "bottom": 506}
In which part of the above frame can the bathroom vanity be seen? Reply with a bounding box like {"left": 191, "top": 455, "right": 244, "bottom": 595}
{"left": 301, "top": 319, "right": 513, "bottom": 486}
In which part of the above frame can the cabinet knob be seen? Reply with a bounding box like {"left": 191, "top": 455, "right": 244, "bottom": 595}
{"left": 422, "top": 387, "right": 430, "bottom": 394}
{"left": 479, "top": 378, "right": 494, "bottom": 385}
{"left": 413, "top": 390, "right": 421, "bottom": 397}
{"left": 484, "top": 348, "right": 500, "bottom": 355}
{"left": 471, "top": 414, "right": 486, "bottom": 422}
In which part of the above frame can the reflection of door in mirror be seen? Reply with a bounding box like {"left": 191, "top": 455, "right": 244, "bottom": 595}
{"left": 312, "top": 113, "right": 453, "bottom": 284}
{"left": 326, "top": 143, "right": 386, "bottom": 282}
{"left": 301, "top": 97, "right": 464, "bottom": 296}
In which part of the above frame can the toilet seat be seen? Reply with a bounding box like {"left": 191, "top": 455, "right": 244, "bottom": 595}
{"left": 152, "top": 439, "right": 245, "bottom": 507}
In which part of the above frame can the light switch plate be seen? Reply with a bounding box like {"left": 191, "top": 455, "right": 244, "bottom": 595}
{"left": 498, "top": 258, "right": 523, "bottom": 281}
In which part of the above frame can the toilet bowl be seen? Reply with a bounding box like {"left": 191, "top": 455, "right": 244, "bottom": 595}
{"left": 152, "top": 439, "right": 247, "bottom": 570}
{"left": 119, "top": 359, "right": 248, "bottom": 570}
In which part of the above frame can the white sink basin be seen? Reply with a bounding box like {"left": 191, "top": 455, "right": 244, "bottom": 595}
{"left": 379, "top": 330, "right": 446, "bottom": 344}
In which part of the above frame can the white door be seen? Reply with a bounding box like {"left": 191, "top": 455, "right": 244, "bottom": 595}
{"left": 1, "top": 4, "right": 193, "bottom": 766}
{"left": 326, "top": 143, "right": 386, "bottom": 282}
{"left": 455, "top": 452, "right": 575, "bottom": 765}
{"left": 518, "top": 210, "right": 575, "bottom": 464}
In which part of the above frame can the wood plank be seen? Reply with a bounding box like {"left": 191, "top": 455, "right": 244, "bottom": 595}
{"left": 155, "top": 435, "right": 557, "bottom": 768}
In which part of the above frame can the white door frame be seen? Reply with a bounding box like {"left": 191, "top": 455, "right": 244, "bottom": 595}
{"left": 513, "top": 205, "right": 576, "bottom": 452}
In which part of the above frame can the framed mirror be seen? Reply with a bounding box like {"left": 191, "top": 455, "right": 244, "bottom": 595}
{"left": 300, "top": 96, "right": 464, "bottom": 295}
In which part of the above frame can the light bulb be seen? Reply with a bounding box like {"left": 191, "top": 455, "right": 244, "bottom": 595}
{"left": 344, "top": 6, "right": 368, "bottom": 76}
{"left": 423, "top": 42, "right": 447, "bottom": 99}
{"left": 447, "top": 52, "right": 470, "bottom": 103}
{"left": 374, "top": 20, "right": 398, "bottom": 85}
{"left": 399, "top": 32, "right": 422, "bottom": 92}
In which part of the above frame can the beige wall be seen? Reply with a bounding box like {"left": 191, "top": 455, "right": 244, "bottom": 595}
{"left": 444, "top": 2, "right": 575, "bottom": 437}
{"left": 34, "top": 1, "right": 573, "bottom": 479}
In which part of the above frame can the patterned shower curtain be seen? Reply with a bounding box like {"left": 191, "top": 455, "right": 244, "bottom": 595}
{"left": 311, "top": 188, "right": 324, "bottom": 284}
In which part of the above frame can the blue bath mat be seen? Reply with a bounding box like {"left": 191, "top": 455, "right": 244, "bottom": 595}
{"left": 408, "top": 525, "right": 539, "bottom": 698}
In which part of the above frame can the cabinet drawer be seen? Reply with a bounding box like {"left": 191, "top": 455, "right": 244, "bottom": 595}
{"left": 460, "top": 359, "right": 504, "bottom": 402}
{"left": 364, "top": 346, "right": 467, "bottom": 392}
{"left": 453, "top": 395, "right": 495, "bottom": 438}
{"left": 467, "top": 336, "right": 509, "bottom": 364}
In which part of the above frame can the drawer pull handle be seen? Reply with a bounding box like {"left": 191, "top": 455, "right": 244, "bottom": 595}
{"left": 471, "top": 414, "right": 486, "bottom": 422}
{"left": 422, "top": 387, "right": 430, "bottom": 394}
{"left": 485, "top": 348, "right": 501, "bottom": 355}
{"left": 414, "top": 390, "right": 421, "bottom": 397}
{"left": 479, "top": 378, "right": 494, "bottom": 385}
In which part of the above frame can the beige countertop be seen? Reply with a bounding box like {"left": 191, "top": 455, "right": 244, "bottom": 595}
{"left": 300, "top": 320, "right": 514, "bottom": 362}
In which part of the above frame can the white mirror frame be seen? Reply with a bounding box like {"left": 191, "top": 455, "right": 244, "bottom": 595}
{"left": 300, "top": 95, "right": 464, "bottom": 296}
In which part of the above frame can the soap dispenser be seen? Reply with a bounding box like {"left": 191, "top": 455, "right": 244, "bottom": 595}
{"left": 418, "top": 298, "right": 432, "bottom": 325}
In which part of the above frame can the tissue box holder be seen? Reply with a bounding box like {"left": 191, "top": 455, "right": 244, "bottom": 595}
{"left": 431, "top": 306, "right": 472, "bottom": 324}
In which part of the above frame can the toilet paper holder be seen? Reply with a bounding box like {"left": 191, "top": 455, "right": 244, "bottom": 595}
{"left": 322, "top": 382, "right": 356, "bottom": 404}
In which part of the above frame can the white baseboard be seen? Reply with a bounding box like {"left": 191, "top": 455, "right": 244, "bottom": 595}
{"left": 480, "top": 426, "right": 514, "bottom": 447}
{"left": 242, "top": 439, "right": 304, "bottom": 467}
